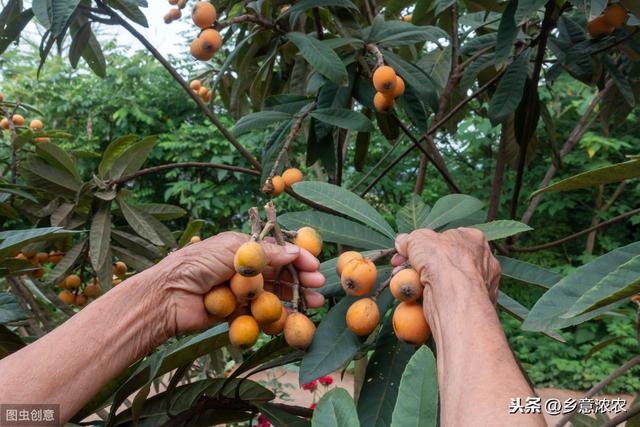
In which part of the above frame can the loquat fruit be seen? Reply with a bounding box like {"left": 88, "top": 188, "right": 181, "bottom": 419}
{"left": 230, "top": 272, "right": 264, "bottom": 301}
{"left": 631, "top": 294, "right": 640, "bottom": 304}
{"left": 284, "top": 312, "right": 316, "bottom": 350}
{"left": 192, "top": 1, "right": 217, "bottom": 29}
{"left": 84, "top": 281, "right": 102, "bottom": 298}
{"left": 392, "top": 301, "right": 430, "bottom": 346}
{"left": 190, "top": 79, "right": 202, "bottom": 91}
{"left": 293, "top": 227, "right": 322, "bottom": 257}
{"left": 49, "top": 251, "right": 63, "bottom": 264}
{"left": 260, "top": 305, "right": 288, "bottom": 335}
{"left": 112, "top": 275, "right": 122, "bottom": 286}
{"left": 191, "top": 37, "right": 214, "bottom": 61}
{"left": 250, "top": 291, "right": 282, "bottom": 323}
{"left": 199, "top": 28, "right": 222, "bottom": 55}
{"left": 32, "top": 266, "right": 44, "bottom": 279}
{"left": 75, "top": 293, "right": 87, "bottom": 307}
{"left": 202, "top": 88, "right": 212, "bottom": 102}
{"left": 233, "top": 241, "right": 267, "bottom": 277}
{"left": 113, "top": 261, "right": 127, "bottom": 277}
{"left": 282, "top": 168, "right": 304, "bottom": 188}
{"left": 35, "top": 252, "right": 49, "bottom": 264}
{"left": 226, "top": 304, "right": 251, "bottom": 323}
{"left": 163, "top": 12, "right": 173, "bottom": 23}
{"left": 0, "top": 93, "right": 3, "bottom": 102}
{"left": 346, "top": 297, "right": 380, "bottom": 336}
{"left": 12, "top": 114, "right": 24, "bottom": 126}
{"left": 58, "top": 290, "right": 75, "bottom": 305}
{"left": 588, "top": 16, "right": 613, "bottom": 38}
{"left": 390, "top": 268, "right": 423, "bottom": 302}
{"left": 229, "top": 315, "right": 260, "bottom": 348}
{"left": 269, "top": 175, "right": 286, "bottom": 196}
{"left": 603, "top": 3, "right": 628, "bottom": 27}
{"left": 198, "top": 86, "right": 209, "bottom": 99}
{"left": 374, "top": 92, "right": 395, "bottom": 112}
{"left": 402, "top": 15, "right": 412, "bottom": 23}
{"left": 177, "top": 0, "right": 187, "bottom": 9}
{"left": 204, "top": 285, "right": 237, "bottom": 318}
{"left": 34, "top": 137, "right": 50, "bottom": 143}
{"left": 14, "top": 253, "right": 28, "bottom": 261}
{"left": 64, "top": 274, "right": 82, "bottom": 289}
{"left": 0, "top": 118, "right": 8, "bottom": 129}
{"left": 30, "top": 119, "right": 43, "bottom": 130}
{"left": 392, "top": 76, "right": 405, "bottom": 98}
{"left": 336, "top": 251, "right": 363, "bottom": 276}
{"left": 190, "top": 235, "right": 201, "bottom": 244}
{"left": 341, "top": 258, "right": 377, "bottom": 296}
{"left": 168, "top": 7, "right": 182, "bottom": 21}
{"left": 169, "top": 0, "right": 178, "bottom": 4}
{"left": 372, "top": 66, "right": 397, "bottom": 94}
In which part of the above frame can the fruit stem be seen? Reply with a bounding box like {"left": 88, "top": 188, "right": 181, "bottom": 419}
{"left": 373, "top": 276, "right": 392, "bottom": 298}
{"left": 365, "top": 44, "right": 385, "bottom": 68}
{"left": 248, "top": 207, "right": 262, "bottom": 241}
{"left": 365, "top": 248, "right": 396, "bottom": 263}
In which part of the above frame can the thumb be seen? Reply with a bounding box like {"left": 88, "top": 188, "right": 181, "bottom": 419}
{"left": 261, "top": 241, "right": 301, "bottom": 267}
{"left": 394, "top": 233, "right": 410, "bottom": 257}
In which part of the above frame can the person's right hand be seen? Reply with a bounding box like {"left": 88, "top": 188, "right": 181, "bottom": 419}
{"left": 391, "top": 228, "right": 502, "bottom": 309}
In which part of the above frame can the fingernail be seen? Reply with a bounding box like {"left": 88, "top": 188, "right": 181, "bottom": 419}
{"left": 285, "top": 244, "right": 300, "bottom": 254}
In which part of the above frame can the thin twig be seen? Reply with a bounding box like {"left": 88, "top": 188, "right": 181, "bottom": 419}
{"left": 215, "top": 14, "right": 280, "bottom": 32}
{"left": 373, "top": 276, "right": 392, "bottom": 299}
{"left": 112, "top": 162, "right": 259, "bottom": 186}
{"left": 365, "top": 44, "right": 385, "bottom": 68}
{"left": 510, "top": 207, "right": 640, "bottom": 252}
{"left": 365, "top": 248, "right": 396, "bottom": 263}
{"left": 601, "top": 401, "right": 640, "bottom": 427}
{"left": 312, "top": 8, "right": 324, "bottom": 40}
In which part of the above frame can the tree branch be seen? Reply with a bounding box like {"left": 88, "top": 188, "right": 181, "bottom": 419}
{"left": 111, "top": 162, "right": 260, "bottom": 186}
{"left": 509, "top": 1, "right": 557, "bottom": 220}
{"left": 510, "top": 207, "right": 640, "bottom": 252}
{"left": 486, "top": 126, "right": 508, "bottom": 221}
{"left": 215, "top": 14, "right": 280, "bottom": 33}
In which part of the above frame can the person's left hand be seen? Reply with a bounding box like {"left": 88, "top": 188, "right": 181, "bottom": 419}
{"left": 151, "top": 232, "right": 325, "bottom": 335}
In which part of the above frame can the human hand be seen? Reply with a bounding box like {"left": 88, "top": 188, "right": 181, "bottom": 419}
{"left": 391, "top": 228, "right": 501, "bottom": 307}
{"left": 153, "top": 232, "right": 325, "bottom": 335}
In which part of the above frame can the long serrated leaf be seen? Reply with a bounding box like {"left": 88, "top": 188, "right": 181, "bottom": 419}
{"left": 288, "top": 32, "right": 349, "bottom": 86}
{"left": 107, "top": 136, "right": 158, "bottom": 180}
{"left": 292, "top": 182, "right": 395, "bottom": 239}
{"left": 497, "top": 256, "right": 561, "bottom": 289}
{"left": 488, "top": 49, "right": 531, "bottom": 126}
{"left": 495, "top": 0, "right": 518, "bottom": 64}
{"left": 117, "top": 195, "right": 164, "bottom": 246}
{"left": 470, "top": 220, "right": 532, "bottom": 241}
{"left": 89, "top": 201, "right": 111, "bottom": 271}
{"left": 396, "top": 195, "right": 431, "bottom": 234}
{"left": 312, "top": 388, "right": 359, "bottom": 427}
{"left": 422, "top": 194, "right": 484, "bottom": 230}
{"left": 232, "top": 111, "right": 293, "bottom": 136}
{"left": 310, "top": 108, "right": 374, "bottom": 131}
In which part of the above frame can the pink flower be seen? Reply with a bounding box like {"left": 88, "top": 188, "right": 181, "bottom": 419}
{"left": 302, "top": 380, "right": 318, "bottom": 392}
{"left": 257, "top": 414, "right": 270, "bottom": 427}
{"left": 310, "top": 403, "right": 317, "bottom": 410}
{"left": 319, "top": 375, "right": 333, "bottom": 386}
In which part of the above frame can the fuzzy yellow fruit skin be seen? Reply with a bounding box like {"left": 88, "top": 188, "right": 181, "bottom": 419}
{"left": 84, "top": 281, "right": 102, "bottom": 299}
{"left": 113, "top": 261, "right": 127, "bottom": 277}
{"left": 233, "top": 241, "right": 267, "bottom": 277}
{"left": 191, "top": 1, "right": 217, "bottom": 28}
{"left": 372, "top": 66, "right": 397, "bottom": 94}
{"left": 260, "top": 306, "right": 288, "bottom": 335}
{"left": 294, "top": 227, "right": 322, "bottom": 257}
{"left": 270, "top": 175, "right": 285, "bottom": 196}
{"left": 65, "top": 274, "right": 82, "bottom": 289}
{"left": 346, "top": 298, "right": 380, "bottom": 336}
{"left": 374, "top": 92, "right": 395, "bottom": 112}
{"left": 603, "top": 4, "right": 628, "bottom": 28}
{"left": 204, "top": 286, "right": 237, "bottom": 318}
{"left": 282, "top": 168, "right": 304, "bottom": 188}
{"left": 392, "top": 302, "right": 430, "bottom": 345}
{"left": 390, "top": 268, "right": 423, "bottom": 302}
{"left": 250, "top": 292, "right": 282, "bottom": 323}
{"left": 341, "top": 258, "right": 377, "bottom": 296}
{"left": 230, "top": 273, "right": 264, "bottom": 301}
{"left": 588, "top": 16, "right": 613, "bottom": 38}
{"left": 336, "top": 251, "right": 363, "bottom": 276}
{"left": 229, "top": 315, "right": 260, "bottom": 348}
{"left": 58, "top": 290, "right": 75, "bottom": 305}
{"left": 284, "top": 312, "right": 316, "bottom": 350}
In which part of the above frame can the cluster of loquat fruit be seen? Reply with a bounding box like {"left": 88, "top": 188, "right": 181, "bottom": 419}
{"left": 339, "top": 251, "right": 430, "bottom": 346}
{"left": 588, "top": 2, "right": 629, "bottom": 38}
{"left": 372, "top": 66, "right": 405, "bottom": 112}
{"left": 265, "top": 167, "right": 304, "bottom": 197}
{"left": 201, "top": 221, "right": 323, "bottom": 351}
{"left": 163, "top": 0, "right": 187, "bottom": 23}
{"left": 190, "top": 2, "right": 223, "bottom": 61}
{"left": 57, "top": 261, "right": 128, "bottom": 307}
{"left": 189, "top": 79, "right": 212, "bottom": 102}
{"left": 0, "top": 95, "right": 49, "bottom": 143}
{"left": 13, "top": 249, "right": 64, "bottom": 280}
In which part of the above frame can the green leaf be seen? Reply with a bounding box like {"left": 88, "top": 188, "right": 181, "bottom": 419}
{"left": 301, "top": 288, "right": 394, "bottom": 384}
{"left": 33, "top": 0, "right": 79, "bottom": 36}
{"left": 382, "top": 50, "right": 439, "bottom": 113}
{"left": 135, "top": 203, "right": 187, "bottom": 220}
{"left": 396, "top": 195, "right": 431, "bottom": 234}
{"left": 107, "top": 136, "right": 158, "bottom": 180}
{"left": 0, "top": 325, "right": 25, "bottom": 360}
{"left": 310, "top": 108, "right": 374, "bottom": 131}
{"left": 108, "top": 0, "right": 148, "bottom": 27}
{"left": 69, "top": 19, "right": 90, "bottom": 68}
{"left": 292, "top": 182, "right": 396, "bottom": 239}
{"left": 81, "top": 23, "right": 106, "bottom": 77}
{"left": 89, "top": 201, "right": 111, "bottom": 272}
{"left": 0, "top": 9, "right": 35, "bottom": 55}
{"left": 0, "top": 227, "right": 73, "bottom": 257}
{"left": 470, "top": 220, "right": 532, "bottom": 241}
{"left": 495, "top": 0, "right": 518, "bottom": 64}
{"left": 497, "top": 256, "right": 561, "bottom": 289}
{"left": 286, "top": 0, "right": 358, "bottom": 26}
{"left": 256, "top": 402, "right": 311, "bottom": 427}
{"left": 391, "top": 346, "right": 438, "bottom": 427}
{"left": 99, "top": 135, "right": 139, "bottom": 177}
{"left": 228, "top": 336, "right": 295, "bottom": 379}
{"left": 111, "top": 230, "right": 163, "bottom": 260}
{"left": 434, "top": 0, "right": 455, "bottom": 15}
{"left": 232, "top": 111, "right": 293, "bottom": 136}
{"left": 0, "top": 293, "right": 29, "bottom": 324}
{"left": 498, "top": 292, "right": 565, "bottom": 342}
{"left": 515, "top": 0, "right": 548, "bottom": 24}
{"left": 111, "top": 245, "right": 154, "bottom": 272}
{"left": 563, "top": 254, "right": 640, "bottom": 318}
{"left": 20, "top": 156, "right": 81, "bottom": 196}
{"left": 177, "top": 219, "right": 205, "bottom": 248}
{"left": 523, "top": 242, "right": 640, "bottom": 332}
{"left": 288, "top": 32, "right": 348, "bottom": 86}
{"left": 116, "top": 195, "right": 165, "bottom": 246}
{"left": 357, "top": 315, "right": 416, "bottom": 427}
{"left": 278, "top": 211, "right": 394, "bottom": 250}
{"left": 374, "top": 23, "right": 448, "bottom": 48}
{"left": 532, "top": 159, "right": 640, "bottom": 196}
{"left": 604, "top": 56, "right": 635, "bottom": 107}
{"left": 46, "top": 239, "right": 86, "bottom": 285}
{"left": 312, "top": 388, "right": 359, "bottom": 427}
{"left": 422, "top": 194, "right": 484, "bottom": 230}
{"left": 488, "top": 49, "right": 531, "bottom": 126}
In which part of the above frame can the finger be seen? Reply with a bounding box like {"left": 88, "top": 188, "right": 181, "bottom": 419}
{"left": 391, "top": 254, "right": 408, "bottom": 266}
{"left": 299, "top": 271, "right": 325, "bottom": 288}
{"left": 292, "top": 247, "right": 320, "bottom": 271}
{"left": 394, "top": 233, "right": 410, "bottom": 257}
{"left": 303, "top": 289, "right": 325, "bottom": 308}
{"left": 262, "top": 241, "right": 301, "bottom": 267}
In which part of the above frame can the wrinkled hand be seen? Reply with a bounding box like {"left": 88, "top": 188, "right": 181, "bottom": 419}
{"left": 155, "top": 232, "right": 325, "bottom": 334}
{"left": 391, "top": 228, "right": 501, "bottom": 307}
